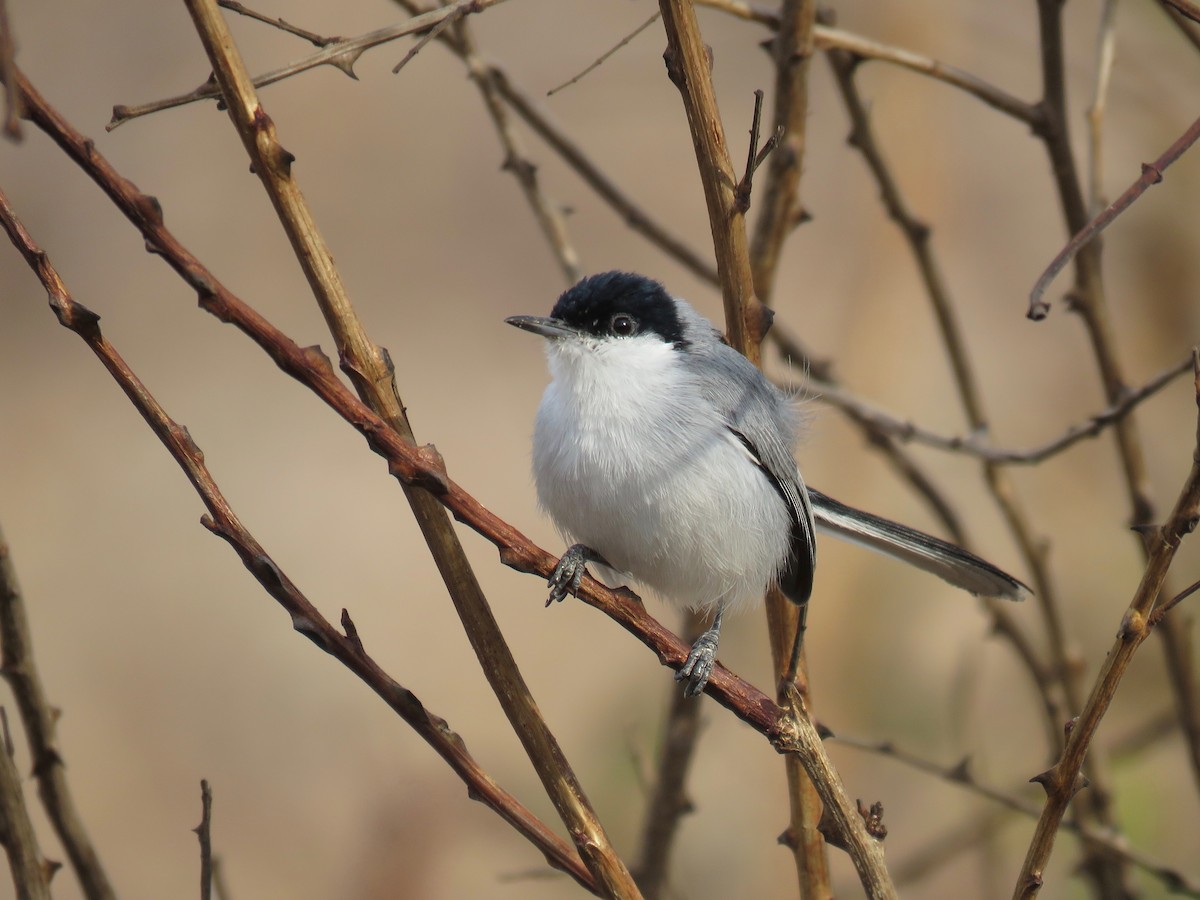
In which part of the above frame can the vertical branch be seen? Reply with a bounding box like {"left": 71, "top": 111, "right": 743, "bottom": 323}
{"left": 0, "top": 709, "right": 52, "bottom": 900}
{"left": 656, "top": 2, "right": 894, "bottom": 895}
{"left": 745, "top": 0, "right": 831, "bottom": 894}
{"left": 0, "top": 524, "right": 117, "bottom": 900}
{"left": 194, "top": 780, "right": 213, "bottom": 900}
{"left": 1085, "top": 0, "right": 1118, "bottom": 215}
{"left": 179, "top": 4, "right": 638, "bottom": 896}
{"left": 658, "top": 0, "right": 766, "bottom": 355}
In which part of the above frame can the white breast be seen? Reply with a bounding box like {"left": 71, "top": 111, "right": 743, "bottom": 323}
{"left": 531, "top": 334, "right": 791, "bottom": 614}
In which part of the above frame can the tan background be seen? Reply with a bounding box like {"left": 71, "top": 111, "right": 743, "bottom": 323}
{"left": 1, "top": 1, "right": 1198, "bottom": 897}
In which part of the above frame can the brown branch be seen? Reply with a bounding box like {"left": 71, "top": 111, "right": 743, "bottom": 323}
{"left": 217, "top": 0, "right": 339, "bottom": 47}
{"left": 0, "top": 183, "right": 598, "bottom": 895}
{"left": 455, "top": 37, "right": 581, "bottom": 284}
{"left": 0, "top": 525, "right": 115, "bottom": 900}
{"left": 1014, "top": 353, "right": 1200, "bottom": 899}
{"left": 1085, "top": 0, "right": 1118, "bottom": 217}
{"left": 1161, "top": 0, "right": 1200, "bottom": 52}
{"left": 547, "top": 11, "right": 660, "bottom": 96}
{"left": 1162, "top": 0, "right": 1200, "bottom": 25}
{"left": 743, "top": 0, "right": 830, "bottom": 893}
{"left": 1029, "top": 114, "right": 1200, "bottom": 319}
{"left": 106, "top": 0, "right": 505, "bottom": 130}
{"left": 194, "top": 780, "right": 213, "bottom": 900}
{"left": 0, "top": 707, "right": 53, "bottom": 900}
{"left": 696, "top": 2, "right": 1040, "bottom": 124}
{"left": 178, "top": 2, "right": 629, "bottom": 893}
{"left": 806, "top": 352, "right": 1195, "bottom": 465}
{"left": 0, "top": 0, "right": 18, "bottom": 140}
{"left": 488, "top": 68, "right": 719, "bottom": 285}
{"left": 658, "top": 0, "right": 765, "bottom": 354}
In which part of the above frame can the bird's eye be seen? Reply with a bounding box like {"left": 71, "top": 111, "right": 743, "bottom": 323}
{"left": 610, "top": 313, "right": 638, "bottom": 336}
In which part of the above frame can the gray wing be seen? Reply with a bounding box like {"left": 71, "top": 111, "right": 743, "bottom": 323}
{"left": 683, "top": 312, "right": 816, "bottom": 605}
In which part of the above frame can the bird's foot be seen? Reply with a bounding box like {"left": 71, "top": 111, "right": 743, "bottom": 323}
{"left": 676, "top": 614, "right": 723, "bottom": 698}
{"left": 546, "top": 544, "right": 607, "bottom": 607}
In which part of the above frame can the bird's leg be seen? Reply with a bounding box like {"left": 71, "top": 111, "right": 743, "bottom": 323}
{"left": 782, "top": 596, "right": 809, "bottom": 691}
{"left": 546, "top": 543, "right": 609, "bottom": 607}
{"left": 676, "top": 607, "right": 724, "bottom": 697}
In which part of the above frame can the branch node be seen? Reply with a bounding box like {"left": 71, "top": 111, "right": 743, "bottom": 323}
{"left": 857, "top": 799, "right": 887, "bottom": 841}
{"left": 341, "top": 608, "right": 365, "bottom": 656}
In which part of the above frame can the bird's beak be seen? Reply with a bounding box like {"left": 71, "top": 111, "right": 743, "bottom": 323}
{"left": 505, "top": 315, "right": 579, "bottom": 339}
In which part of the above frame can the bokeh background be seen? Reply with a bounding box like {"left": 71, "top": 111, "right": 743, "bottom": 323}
{"left": 1, "top": 1, "right": 1199, "bottom": 898}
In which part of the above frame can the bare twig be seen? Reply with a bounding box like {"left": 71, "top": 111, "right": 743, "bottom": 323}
{"left": 0, "top": 182, "right": 599, "bottom": 895}
{"left": 489, "top": 69, "right": 719, "bottom": 284}
{"left": 0, "top": 524, "right": 115, "bottom": 900}
{"left": 805, "top": 352, "right": 1195, "bottom": 465}
{"left": 696, "top": 2, "right": 1040, "bottom": 124}
{"left": 391, "top": 2, "right": 463, "bottom": 74}
{"left": 1162, "top": 0, "right": 1200, "bottom": 25}
{"left": 106, "top": 0, "right": 505, "bottom": 130}
{"left": 458, "top": 45, "right": 581, "bottom": 283}
{"left": 1029, "top": 114, "right": 1200, "bottom": 320}
{"left": 1085, "top": 0, "right": 1118, "bottom": 216}
{"left": 547, "top": 11, "right": 660, "bottom": 96}
{"left": 194, "top": 780, "right": 213, "bottom": 900}
{"left": 732, "top": 89, "right": 782, "bottom": 214}
{"left": 744, "top": 1, "right": 830, "bottom": 893}
{"left": 1160, "top": 0, "right": 1200, "bottom": 52}
{"left": 1014, "top": 353, "right": 1200, "bottom": 899}
{"left": 0, "top": 0, "right": 18, "bottom": 139}
{"left": 658, "top": 0, "right": 766, "bottom": 355}
{"left": 218, "top": 0, "right": 339, "bottom": 46}
{"left": 0, "top": 705, "right": 53, "bottom": 900}
{"left": 1149, "top": 577, "right": 1200, "bottom": 627}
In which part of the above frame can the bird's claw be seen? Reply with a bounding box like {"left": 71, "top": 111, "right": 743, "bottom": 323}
{"left": 676, "top": 630, "right": 720, "bottom": 697}
{"left": 546, "top": 544, "right": 602, "bottom": 607}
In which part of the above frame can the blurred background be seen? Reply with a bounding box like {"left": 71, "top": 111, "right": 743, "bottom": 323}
{"left": 1, "top": 1, "right": 1198, "bottom": 897}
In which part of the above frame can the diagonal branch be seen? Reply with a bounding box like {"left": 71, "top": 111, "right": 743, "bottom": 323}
{"left": 0, "top": 187, "right": 599, "bottom": 895}
{"left": 178, "top": 2, "right": 628, "bottom": 893}
{"left": 1029, "top": 114, "right": 1200, "bottom": 319}
{"left": 107, "top": 0, "right": 506, "bottom": 130}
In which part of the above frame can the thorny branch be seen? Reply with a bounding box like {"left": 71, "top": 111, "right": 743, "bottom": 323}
{"left": 1029, "top": 114, "right": 1200, "bottom": 319}
{"left": 0, "top": 183, "right": 599, "bottom": 896}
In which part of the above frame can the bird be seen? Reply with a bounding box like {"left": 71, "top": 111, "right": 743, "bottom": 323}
{"left": 506, "top": 271, "right": 1029, "bottom": 697}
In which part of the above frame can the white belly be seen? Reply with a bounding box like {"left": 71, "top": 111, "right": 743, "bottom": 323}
{"left": 532, "top": 377, "right": 791, "bottom": 614}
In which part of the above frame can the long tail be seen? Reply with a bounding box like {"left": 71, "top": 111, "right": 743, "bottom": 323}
{"left": 808, "top": 488, "right": 1030, "bottom": 601}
